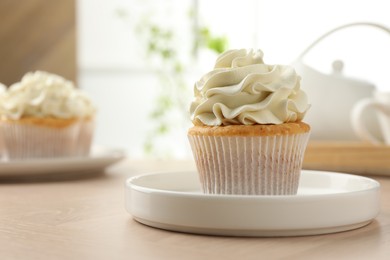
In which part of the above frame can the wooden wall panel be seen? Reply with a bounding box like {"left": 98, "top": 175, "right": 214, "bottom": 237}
{"left": 0, "top": 0, "right": 76, "bottom": 86}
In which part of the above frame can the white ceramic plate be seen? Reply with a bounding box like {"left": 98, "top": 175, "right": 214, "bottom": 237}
{"left": 125, "top": 170, "right": 380, "bottom": 237}
{"left": 0, "top": 146, "right": 125, "bottom": 177}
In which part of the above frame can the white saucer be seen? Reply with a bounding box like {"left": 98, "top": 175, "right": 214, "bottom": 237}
{"left": 0, "top": 146, "right": 125, "bottom": 177}
{"left": 125, "top": 170, "right": 380, "bottom": 237}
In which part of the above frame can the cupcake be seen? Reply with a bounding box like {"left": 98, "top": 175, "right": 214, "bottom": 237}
{"left": 71, "top": 90, "right": 96, "bottom": 156}
{"left": 188, "top": 49, "right": 310, "bottom": 195}
{"left": 0, "top": 71, "right": 96, "bottom": 159}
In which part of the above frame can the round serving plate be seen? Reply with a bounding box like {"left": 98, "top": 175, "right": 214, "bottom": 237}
{"left": 0, "top": 146, "right": 125, "bottom": 177}
{"left": 125, "top": 170, "right": 380, "bottom": 237}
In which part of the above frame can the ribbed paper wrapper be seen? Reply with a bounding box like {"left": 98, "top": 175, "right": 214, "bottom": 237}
{"left": 1, "top": 121, "right": 82, "bottom": 159}
{"left": 77, "top": 119, "right": 95, "bottom": 156}
{"left": 0, "top": 127, "right": 5, "bottom": 159}
{"left": 188, "top": 133, "right": 310, "bottom": 195}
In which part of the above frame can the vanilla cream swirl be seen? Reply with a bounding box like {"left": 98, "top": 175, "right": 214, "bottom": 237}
{"left": 0, "top": 71, "right": 95, "bottom": 120}
{"left": 190, "top": 49, "right": 310, "bottom": 126}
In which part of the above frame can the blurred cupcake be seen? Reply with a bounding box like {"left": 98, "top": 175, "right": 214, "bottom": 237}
{"left": 0, "top": 71, "right": 96, "bottom": 159}
{"left": 71, "top": 90, "right": 96, "bottom": 156}
{"left": 188, "top": 49, "right": 311, "bottom": 195}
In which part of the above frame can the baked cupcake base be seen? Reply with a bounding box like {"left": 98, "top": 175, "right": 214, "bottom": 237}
{"left": 188, "top": 122, "right": 310, "bottom": 195}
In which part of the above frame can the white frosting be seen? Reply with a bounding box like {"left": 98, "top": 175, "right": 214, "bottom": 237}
{"left": 0, "top": 83, "right": 6, "bottom": 94}
{"left": 0, "top": 71, "right": 95, "bottom": 120}
{"left": 190, "top": 49, "right": 310, "bottom": 126}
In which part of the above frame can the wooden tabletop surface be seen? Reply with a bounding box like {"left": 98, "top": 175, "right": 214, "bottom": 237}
{"left": 0, "top": 159, "right": 389, "bottom": 260}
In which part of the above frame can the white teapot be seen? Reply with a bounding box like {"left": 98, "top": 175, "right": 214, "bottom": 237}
{"left": 292, "top": 22, "right": 390, "bottom": 141}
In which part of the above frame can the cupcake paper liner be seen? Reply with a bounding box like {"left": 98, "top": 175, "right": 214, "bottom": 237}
{"left": 0, "top": 127, "right": 5, "bottom": 160}
{"left": 77, "top": 119, "right": 95, "bottom": 156}
{"left": 1, "top": 121, "right": 82, "bottom": 159}
{"left": 188, "top": 133, "right": 310, "bottom": 195}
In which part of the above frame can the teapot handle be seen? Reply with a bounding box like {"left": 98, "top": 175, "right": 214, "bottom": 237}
{"left": 296, "top": 22, "right": 390, "bottom": 60}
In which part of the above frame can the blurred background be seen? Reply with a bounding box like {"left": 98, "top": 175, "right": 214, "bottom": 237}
{"left": 1, "top": 0, "right": 390, "bottom": 159}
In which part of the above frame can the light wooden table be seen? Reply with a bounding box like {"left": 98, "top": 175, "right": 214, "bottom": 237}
{"left": 0, "top": 159, "right": 389, "bottom": 260}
